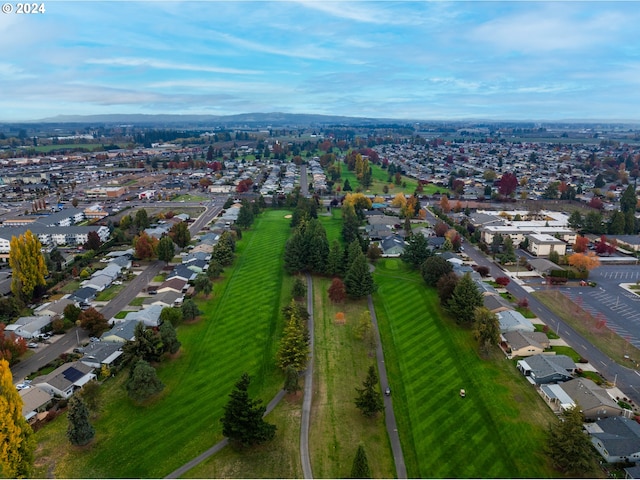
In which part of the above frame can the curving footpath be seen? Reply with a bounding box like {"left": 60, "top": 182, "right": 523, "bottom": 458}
{"left": 165, "top": 274, "right": 316, "bottom": 479}
{"left": 368, "top": 295, "right": 407, "bottom": 479}
{"left": 300, "top": 273, "right": 315, "bottom": 478}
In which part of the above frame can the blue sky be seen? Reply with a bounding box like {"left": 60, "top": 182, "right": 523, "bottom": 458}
{"left": 1, "top": 1, "right": 639, "bottom": 122}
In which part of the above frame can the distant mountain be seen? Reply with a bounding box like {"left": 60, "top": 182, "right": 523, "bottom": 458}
{"left": 33, "top": 112, "right": 403, "bottom": 127}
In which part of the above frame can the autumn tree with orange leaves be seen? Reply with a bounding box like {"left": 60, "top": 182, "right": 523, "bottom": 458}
{"left": 568, "top": 252, "right": 600, "bottom": 272}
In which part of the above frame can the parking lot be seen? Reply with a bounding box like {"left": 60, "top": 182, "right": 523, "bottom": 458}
{"left": 558, "top": 265, "right": 640, "bottom": 350}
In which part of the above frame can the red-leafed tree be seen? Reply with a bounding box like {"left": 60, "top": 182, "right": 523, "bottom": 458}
{"left": 573, "top": 236, "right": 589, "bottom": 253}
{"left": 328, "top": 278, "right": 346, "bottom": 303}
{"left": 236, "top": 178, "right": 253, "bottom": 193}
{"left": 0, "top": 324, "right": 27, "bottom": 365}
{"left": 434, "top": 222, "right": 449, "bottom": 237}
{"left": 498, "top": 172, "right": 518, "bottom": 196}
{"left": 595, "top": 235, "right": 616, "bottom": 255}
{"left": 133, "top": 231, "right": 158, "bottom": 260}
{"left": 589, "top": 197, "right": 604, "bottom": 210}
{"left": 495, "top": 276, "right": 511, "bottom": 287}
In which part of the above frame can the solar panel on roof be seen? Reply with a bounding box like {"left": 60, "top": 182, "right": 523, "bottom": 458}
{"left": 63, "top": 367, "right": 84, "bottom": 382}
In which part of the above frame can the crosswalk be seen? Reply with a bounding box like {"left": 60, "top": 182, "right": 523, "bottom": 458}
{"left": 562, "top": 289, "right": 640, "bottom": 348}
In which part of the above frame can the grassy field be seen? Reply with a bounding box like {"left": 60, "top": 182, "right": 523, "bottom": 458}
{"left": 534, "top": 290, "right": 640, "bottom": 366}
{"left": 372, "top": 259, "right": 562, "bottom": 478}
{"left": 94, "top": 284, "right": 124, "bottom": 301}
{"left": 309, "top": 278, "right": 395, "bottom": 478}
{"left": 317, "top": 208, "right": 343, "bottom": 243}
{"left": 35, "top": 210, "right": 292, "bottom": 478}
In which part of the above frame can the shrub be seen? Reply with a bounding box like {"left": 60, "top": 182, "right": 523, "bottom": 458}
{"left": 517, "top": 297, "right": 529, "bottom": 308}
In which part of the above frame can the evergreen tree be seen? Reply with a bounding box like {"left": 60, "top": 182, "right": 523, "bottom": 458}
{"left": 236, "top": 200, "right": 255, "bottom": 229}
{"left": 345, "top": 252, "right": 375, "bottom": 298}
{"left": 0, "top": 359, "right": 35, "bottom": 477}
{"left": 545, "top": 406, "right": 599, "bottom": 476}
{"left": 291, "top": 277, "right": 307, "bottom": 299}
{"left": 342, "top": 204, "right": 361, "bottom": 244}
{"left": 221, "top": 373, "right": 276, "bottom": 447}
{"left": 401, "top": 233, "right": 432, "bottom": 270}
{"left": 123, "top": 323, "right": 164, "bottom": 364}
{"left": 625, "top": 209, "right": 637, "bottom": 234}
{"left": 66, "top": 395, "right": 95, "bottom": 446}
{"left": 326, "top": 240, "right": 343, "bottom": 277}
{"left": 608, "top": 210, "right": 626, "bottom": 235}
{"left": 193, "top": 274, "right": 213, "bottom": 296}
{"left": 283, "top": 365, "right": 301, "bottom": 394}
{"left": 159, "top": 320, "right": 181, "bottom": 354}
{"left": 157, "top": 236, "right": 175, "bottom": 264}
{"left": 211, "top": 241, "right": 235, "bottom": 266}
{"left": 421, "top": 255, "right": 453, "bottom": 287}
{"left": 354, "top": 365, "right": 384, "bottom": 418}
{"left": 568, "top": 211, "right": 583, "bottom": 231}
{"left": 206, "top": 259, "right": 224, "bottom": 279}
{"left": 126, "top": 359, "right": 165, "bottom": 403}
{"left": 436, "top": 271, "right": 459, "bottom": 306}
{"left": 283, "top": 230, "right": 306, "bottom": 274}
{"left": 134, "top": 208, "right": 150, "bottom": 232}
{"left": 620, "top": 184, "right": 637, "bottom": 213}
{"left": 447, "top": 273, "right": 483, "bottom": 324}
{"left": 276, "top": 300, "right": 310, "bottom": 372}
{"left": 350, "top": 444, "right": 372, "bottom": 479}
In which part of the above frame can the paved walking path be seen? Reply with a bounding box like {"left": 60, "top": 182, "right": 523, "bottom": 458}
{"left": 166, "top": 274, "right": 317, "bottom": 479}
{"left": 367, "top": 295, "right": 407, "bottom": 479}
{"left": 300, "top": 273, "right": 315, "bottom": 479}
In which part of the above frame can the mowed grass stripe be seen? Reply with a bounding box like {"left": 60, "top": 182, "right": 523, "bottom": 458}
{"left": 373, "top": 259, "right": 557, "bottom": 478}
{"left": 54, "top": 211, "right": 291, "bottom": 478}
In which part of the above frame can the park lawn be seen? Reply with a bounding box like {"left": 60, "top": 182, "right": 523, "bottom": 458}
{"left": 372, "top": 258, "right": 559, "bottom": 478}
{"left": 309, "top": 277, "right": 395, "bottom": 479}
{"left": 317, "top": 208, "right": 343, "bottom": 243}
{"left": 42, "top": 210, "right": 292, "bottom": 478}
{"left": 339, "top": 164, "right": 417, "bottom": 195}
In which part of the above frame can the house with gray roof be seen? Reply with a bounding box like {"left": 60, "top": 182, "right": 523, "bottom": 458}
{"left": 20, "top": 386, "right": 54, "bottom": 423}
{"left": 380, "top": 235, "right": 406, "bottom": 257}
{"left": 497, "top": 309, "right": 535, "bottom": 333}
{"left": 69, "top": 286, "right": 97, "bottom": 304}
{"left": 516, "top": 354, "right": 576, "bottom": 385}
{"left": 502, "top": 330, "right": 550, "bottom": 358}
{"left": 100, "top": 319, "right": 138, "bottom": 343}
{"left": 142, "top": 290, "right": 183, "bottom": 308}
{"left": 109, "top": 255, "right": 132, "bottom": 270}
{"left": 5, "top": 316, "right": 52, "bottom": 339}
{"left": 559, "top": 378, "right": 625, "bottom": 421}
{"left": 167, "top": 264, "right": 197, "bottom": 282}
{"left": 483, "top": 293, "right": 513, "bottom": 313}
{"left": 78, "top": 341, "right": 124, "bottom": 369}
{"left": 33, "top": 361, "right": 95, "bottom": 398}
{"left": 81, "top": 274, "right": 112, "bottom": 292}
{"left": 34, "top": 297, "right": 74, "bottom": 318}
{"left": 586, "top": 416, "right": 640, "bottom": 464}
{"left": 123, "top": 304, "right": 164, "bottom": 327}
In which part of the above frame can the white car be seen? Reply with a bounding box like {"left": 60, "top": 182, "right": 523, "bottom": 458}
{"left": 27, "top": 342, "right": 39, "bottom": 348}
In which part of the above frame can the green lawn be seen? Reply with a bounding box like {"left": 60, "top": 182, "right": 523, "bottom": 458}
{"left": 41, "top": 210, "right": 292, "bottom": 478}
{"left": 309, "top": 278, "right": 395, "bottom": 478}
{"left": 95, "top": 284, "right": 124, "bottom": 302}
{"left": 317, "top": 208, "right": 343, "bottom": 244}
{"left": 128, "top": 297, "right": 145, "bottom": 307}
{"left": 372, "top": 259, "right": 560, "bottom": 478}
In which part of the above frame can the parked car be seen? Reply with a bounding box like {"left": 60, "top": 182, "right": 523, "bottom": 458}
{"left": 27, "top": 342, "right": 38, "bottom": 348}
{"left": 16, "top": 382, "right": 31, "bottom": 390}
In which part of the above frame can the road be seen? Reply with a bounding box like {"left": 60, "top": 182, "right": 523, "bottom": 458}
{"left": 463, "top": 241, "right": 640, "bottom": 405}
{"left": 11, "top": 197, "right": 226, "bottom": 383}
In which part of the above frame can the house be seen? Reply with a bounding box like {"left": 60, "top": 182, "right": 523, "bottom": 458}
{"left": 502, "top": 330, "right": 550, "bottom": 358}
{"left": 33, "top": 361, "right": 96, "bottom": 398}
{"left": 95, "top": 263, "right": 122, "bottom": 281}
{"left": 586, "top": 416, "right": 640, "bottom": 464}
{"left": 34, "top": 297, "right": 74, "bottom": 318}
{"left": 123, "top": 304, "right": 164, "bottom": 327}
{"left": 516, "top": 354, "right": 576, "bottom": 384}
{"left": 497, "top": 309, "right": 535, "bottom": 333}
{"left": 5, "top": 316, "right": 52, "bottom": 339}
{"left": 81, "top": 274, "right": 112, "bottom": 292}
{"left": 20, "top": 386, "right": 54, "bottom": 423}
{"left": 78, "top": 341, "right": 124, "bottom": 369}
{"left": 157, "top": 277, "right": 188, "bottom": 294}
{"left": 559, "top": 378, "right": 625, "bottom": 420}
{"left": 100, "top": 319, "right": 138, "bottom": 343}
{"left": 167, "top": 264, "right": 197, "bottom": 282}
{"left": 380, "top": 235, "right": 406, "bottom": 257}
{"left": 183, "top": 258, "right": 208, "bottom": 274}
{"left": 527, "top": 258, "right": 562, "bottom": 276}
{"left": 109, "top": 255, "right": 132, "bottom": 270}
{"left": 483, "top": 293, "right": 513, "bottom": 313}
{"left": 142, "top": 290, "right": 183, "bottom": 308}
{"left": 69, "top": 286, "right": 98, "bottom": 304}
{"left": 526, "top": 233, "right": 567, "bottom": 257}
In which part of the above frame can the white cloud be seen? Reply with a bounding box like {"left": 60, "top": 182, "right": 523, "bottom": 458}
{"left": 85, "top": 57, "right": 261, "bottom": 75}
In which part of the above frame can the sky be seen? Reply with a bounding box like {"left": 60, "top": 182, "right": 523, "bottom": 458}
{"left": 1, "top": 1, "right": 639, "bottom": 122}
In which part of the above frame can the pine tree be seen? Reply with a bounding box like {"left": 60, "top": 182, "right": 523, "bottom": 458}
{"left": 159, "top": 320, "right": 181, "bottom": 354}
{"left": 473, "top": 307, "right": 501, "bottom": 356}
{"left": 221, "top": 373, "right": 276, "bottom": 447}
{"left": 350, "top": 444, "right": 372, "bottom": 478}
{"left": 545, "top": 406, "right": 598, "bottom": 476}
{"left": 9, "top": 230, "right": 48, "bottom": 302}
{"left": 291, "top": 277, "right": 307, "bottom": 299}
{"left": 66, "top": 395, "right": 95, "bottom": 446}
{"left": 401, "top": 233, "right": 432, "bottom": 270}
{"left": 447, "top": 273, "right": 483, "bottom": 324}
{"left": 283, "top": 365, "right": 301, "bottom": 394}
{"left": 0, "top": 359, "right": 35, "bottom": 477}
{"left": 345, "top": 252, "right": 375, "bottom": 298}
{"left": 236, "top": 200, "right": 255, "bottom": 229}
{"left": 354, "top": 365, "right": 384, "bottom": 418}
{"left": 276, "top": 301, "right": 310, "bottom": 372}
{"left": 420, "top": 255, "right": 453, "bottom": 287}
{"left": 126, "top": 359, "right": 165, "bottom": 403}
